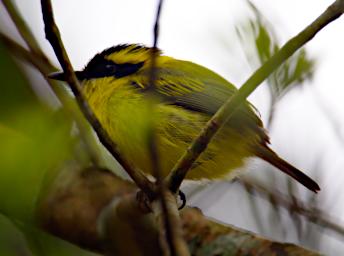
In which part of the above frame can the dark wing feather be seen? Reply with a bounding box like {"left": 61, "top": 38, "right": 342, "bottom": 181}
{"left": 135, "top": 59, "right": 268, "bottom": 142}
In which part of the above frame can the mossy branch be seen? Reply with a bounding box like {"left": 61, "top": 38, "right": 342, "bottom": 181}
{"left": 40, "top": 0, "right": 155, "bottom": 197}
{"left": 37, "top": 167, "right": 321, "bottom": 256}
{"left": 166, "top": 0, "right": 344, "bottom": 193}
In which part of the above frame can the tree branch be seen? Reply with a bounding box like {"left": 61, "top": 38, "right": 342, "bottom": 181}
{"left": 37, "top": 167, "right": 321, "bottom": 255}
{"left": 151, "top": 191, "right": 189, "bottom": 256}
{"left": 167, "top": 0, "right": 344, "bottom": 193}
{"left": 40, "top": 0, "right": 155, "bottom": 197}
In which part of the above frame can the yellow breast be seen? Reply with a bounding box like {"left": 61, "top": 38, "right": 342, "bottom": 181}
{"left": 82, "top": 76, "right": 257, "bottom": 180}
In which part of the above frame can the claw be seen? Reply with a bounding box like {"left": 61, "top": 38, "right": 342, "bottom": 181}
{"left": 178, "top": 190, "right": 186, "bottom": 210}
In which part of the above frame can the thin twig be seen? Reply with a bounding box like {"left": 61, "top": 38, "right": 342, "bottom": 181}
{"left": 242, "top": 181, "right": 268, "bottom": 234}
{"left": 40, "top": 0, "right": 155, "bottom": 197}
{"left": 148, "top": 0, "right": 163, "bottom": 182}
{"left": 147, "top": 0, "right": 163, "bottom": 91}
{"left": 311, "top": 88, "right": 344, "bottom": 146}
{"left": 167, "top": 0, "right": 344, "bottom": 193}
{"left": 238, "top": 178, "right": 344, "bottom": 238}
{"left": 2, "top": 0, "right": 46, "bottom": 59}
{"left": 0, "top": 33, "right": 47, "bottom": 70}
{"left": 147, "top": 1, "right": 189, "bottom": 255}
{"left": 152, "top": 191, "right": 190, "bottom": 256}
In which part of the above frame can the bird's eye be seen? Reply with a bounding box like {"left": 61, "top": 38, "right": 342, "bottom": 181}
{"left": 105, "top": 64, "right": 115, "bottom": 70}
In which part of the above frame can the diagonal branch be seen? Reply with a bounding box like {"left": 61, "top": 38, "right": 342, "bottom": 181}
{"left": 2, "top": 0, "right": 46, "bottom": 59}
{"left": 167, "top": 0, "right": 344, "bottom": 193}
{"left": 0, "top": 32, "right": 48, "bottom": 71}
{"left": 40, "top": 0, "right": 155, "bottom": 197}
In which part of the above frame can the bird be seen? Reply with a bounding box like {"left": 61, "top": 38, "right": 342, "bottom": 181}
{"left": 50, "top": 43, "right": 320, "bottom": 193}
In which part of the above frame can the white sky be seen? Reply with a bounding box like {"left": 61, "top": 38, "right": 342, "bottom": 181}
{"left": 2, "top": 0, "right": 344, "bottom": 254}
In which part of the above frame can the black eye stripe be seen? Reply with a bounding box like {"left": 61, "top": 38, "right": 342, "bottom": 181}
{"left": 113, "top": 62, "right": 144, "bottom": 78}
{"left": 81, "top": 59, "right": 144, "bottom": 80}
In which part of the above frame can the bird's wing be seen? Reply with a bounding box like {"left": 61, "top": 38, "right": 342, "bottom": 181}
{"left": 157, "top": 60, "right": 238, "bottom": 115}
{"left": 134, "top": 59, "right": 267, "bottom": 138}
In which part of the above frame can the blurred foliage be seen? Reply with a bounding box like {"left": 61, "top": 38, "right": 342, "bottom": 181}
{"left": 20, "top": 224, "right": 99, "bottom": 256}
{"left": 232, "top": 1, "right": 324, "bottom": 250}
{"left": 236, "top": 1, "right": 315, "bottom": 120}
{"left": 0, "top": 214, "right": 30, "bottom": 256}
{"left": 0, "top": 0, "right": 335, "bottom": 254}
{"left": 0, "top": 40, "right": 98, "bottom": 255}
{"left": 0, "top": 214, "right": 99, "bottom": 256}
{"left": 0, "top": 41, "right": 71, "bottom": 222}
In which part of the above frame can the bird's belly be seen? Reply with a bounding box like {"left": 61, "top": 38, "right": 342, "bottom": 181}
{"left": 100, "top": 96, "right": 254, "bottom": 180}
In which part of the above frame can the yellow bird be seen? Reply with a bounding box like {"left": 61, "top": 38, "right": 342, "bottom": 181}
{"left": 50, "top": 44, "right": 320, "bottom": 192}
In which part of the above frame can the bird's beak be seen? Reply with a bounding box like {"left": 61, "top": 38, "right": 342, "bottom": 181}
{"left": 48, "top": 71, "right": 85, "bottom": 81}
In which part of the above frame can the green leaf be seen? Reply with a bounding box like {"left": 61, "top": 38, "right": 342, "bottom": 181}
{"left": 236, "top": 1, "right": 315, "bottom": 102}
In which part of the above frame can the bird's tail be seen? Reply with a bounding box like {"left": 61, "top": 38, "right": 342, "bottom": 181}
{"left": 254, "top": 146, "right": 320, "bottom": 193}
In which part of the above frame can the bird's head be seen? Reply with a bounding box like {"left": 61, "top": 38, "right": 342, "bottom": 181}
{"left": 49, "top": 44, "right": 161, "bottom": 81}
